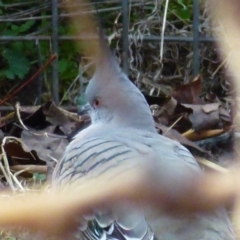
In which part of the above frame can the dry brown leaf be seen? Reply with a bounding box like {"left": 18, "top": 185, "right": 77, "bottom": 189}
{"left": 150, "top": 97, "right": 178, "bottom": 126}
{"left": 160, "top": 97, "right": 177, "bottom": 116}
{"left": 3, "top": 140, "right": 44, "bottom": 166}
{"left": 201, "top": 103, "right": 219, "bottom": 114}
{"left": 20, "top": 106, "right": 41, "bottom": 115}
{"left": 151, "top": 100, "right": 193, "bottom": 132}
{"left": 183, "top": 104, "right": 219, "bottom": 131}
{"left": 172, "top": 75, "right": 203, "bottom": 104}
{"left": 219, "top": 106, "right": 231, "bottom": 122}
{"left": 21, "top": 126, "right": 68, "bottom": 162}
{"left": 42, "top": 101, "right": 79, "bottom": 135}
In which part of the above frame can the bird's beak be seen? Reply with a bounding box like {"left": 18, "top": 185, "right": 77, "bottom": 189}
{"left": 78, "top": 103, "right": 91, "bottom": 115}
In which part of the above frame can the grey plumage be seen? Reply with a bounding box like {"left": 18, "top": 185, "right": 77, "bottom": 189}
{"left": 52, "top": 31, "right": 235, "bottom": 240}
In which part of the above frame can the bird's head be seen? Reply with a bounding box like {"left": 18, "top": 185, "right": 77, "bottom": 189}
{"left": 81, "top": 31, "right": 156, "bottom": 132}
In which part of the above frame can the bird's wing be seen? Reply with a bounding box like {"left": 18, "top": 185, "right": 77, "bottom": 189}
{"left": 53, "top": 129, "right": 200, "bottom": 189}
{"left": 52, "top": 129, "right": 235, "bottom": 240}
{"left": 52, "top": 132, "right": 157, "bottom": 240}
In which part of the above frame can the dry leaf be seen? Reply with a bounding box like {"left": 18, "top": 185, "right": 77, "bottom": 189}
{"left": 183, "top": 104, "right": 219, "bottom": 131}
{"left": 172, "top": 75, "right": 203, "bottom": 104}
{"left": 21, "top": 126, "right": 68, "bottom": 162}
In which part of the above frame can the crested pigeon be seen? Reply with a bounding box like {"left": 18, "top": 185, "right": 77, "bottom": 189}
{"left": 52, "top": 31, "right": 235, "bottom": 240}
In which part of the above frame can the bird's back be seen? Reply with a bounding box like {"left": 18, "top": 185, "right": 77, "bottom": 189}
{"left": 53, "top": 127, "right": 235, "bottom": 240}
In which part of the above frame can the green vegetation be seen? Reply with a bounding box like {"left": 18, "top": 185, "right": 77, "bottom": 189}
{"left": 0, "top": 1, "right": 221, "bottom": 105}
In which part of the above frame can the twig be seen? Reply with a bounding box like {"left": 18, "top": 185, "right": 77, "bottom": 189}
{"left": 0, "top": 154, "right": 13, "bottom": 190}
{"left": 163, "top": 115, "right": 183, "bottom": 136}
{"left": 211, "top": 57, "right": 228, "bottom": 78}
{"left": 15, "top": 102, "right": 29, "bottom": 131}
{"left": 196, "top": 157, "right": 230, "bottom": 173}
{"left": 10, "top": 165, "right": 47, "bottom": 174}
{"left": 160, "top": 0, "right": 169, "bottom": 63}
{"left": 1, "top": 137, "right": 19, "bottom": 191}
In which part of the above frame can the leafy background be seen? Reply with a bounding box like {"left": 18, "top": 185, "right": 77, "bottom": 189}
{"left": 0, "top": 0, "right": 227, "bottom": 106}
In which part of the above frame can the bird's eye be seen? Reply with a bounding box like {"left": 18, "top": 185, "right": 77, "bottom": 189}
{"left": 92, "top": 98, "right": 101, "bottom": 109}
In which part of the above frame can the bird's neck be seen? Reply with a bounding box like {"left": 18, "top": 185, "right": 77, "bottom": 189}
{"left": 113, "top": 81, "right": 156, "bottom": 132}
{"left": 113, "top": 110, "right": 156, "bottom": 132}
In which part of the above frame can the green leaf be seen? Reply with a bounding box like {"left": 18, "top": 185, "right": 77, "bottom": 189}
{"left": 176, "top": 8, "right": 191, "bottom": 20}
{"left": 18, "top": 20, "right": 36, "bottom": 33}
{"left": 24, "top": 41, "right": 35, "bottom": 52}
{"left": 5, "top": 69, "right": 15, "bottom": 80}
{"left": 58, "top": 25, "right": 67, "bottom": 35}
{"left": 3, "top": 48, "right": 30, "bottom": 80}
{"left": 11, "top": 24, "right": 19, "bottom": 33}
{"left": 58, "top": 58, "right": 78, "bottom": 80}
{"left": 33, "top": 172, "right": 46, "bottom": 181}
{"left": 11, "top": 41, "right": 24, "bottom": 51}
{"left": 58, "top": 58, "right": 70, "bottom": 73}
{"left": 7, "top": 21, "right": 36, "bottom": 35}
{"left": 3, "top": 29, "right": 17, "bottom": 36}
{"left": 0, "top": 69, "right": 7, "bottom": 78}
